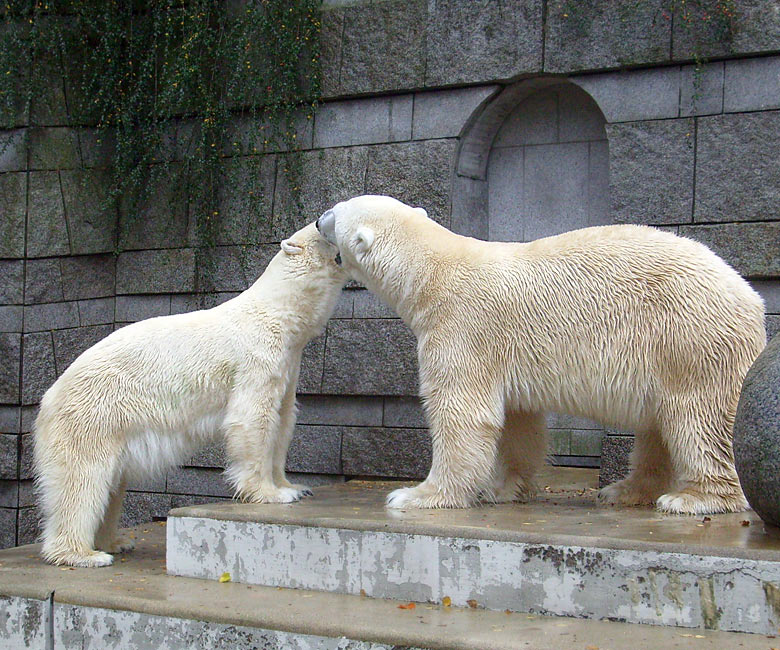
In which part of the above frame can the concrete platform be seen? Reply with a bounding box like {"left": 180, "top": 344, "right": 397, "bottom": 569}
{"left": 167, "top": 467, "right": 780, "bottom": 635}
{"left": 0, "top": 523, "right": 768, "bottom": 649}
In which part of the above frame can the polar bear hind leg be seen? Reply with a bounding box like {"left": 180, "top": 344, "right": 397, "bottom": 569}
{"left": 487, "top": 410, "right": 547, "bottom": 503}
{"left": 93, "top": 476, "right": 135, "bottom": 554}
{"left": 598, "top": 429, "right": 675, "bottom": 507}
{"left": 655, "top": 393, "right": 748, "bottom": 515}
{"left": 36, "top": 426, "right": 120, "bottom": 567}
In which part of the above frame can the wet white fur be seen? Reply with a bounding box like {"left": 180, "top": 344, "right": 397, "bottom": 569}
{"left": 34, "top": 223, "right": 346, "bottom": 567}
{"left": 320, "top": 195, "right": 766, "bottom": 515}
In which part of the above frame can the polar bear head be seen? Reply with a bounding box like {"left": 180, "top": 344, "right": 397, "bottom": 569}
{"left": 316, "top": 195, "right": 428, "bottom": 287}
{"left": 277, "top": 222, "right": 347, "bottom": 288}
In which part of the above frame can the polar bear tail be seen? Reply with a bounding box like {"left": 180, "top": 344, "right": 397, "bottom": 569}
{"left": 33, "top": 385, "right": 123, "bottom": 567}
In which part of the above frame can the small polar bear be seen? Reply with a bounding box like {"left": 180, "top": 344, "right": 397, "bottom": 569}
{"left": 317, "top": 195, "right": 766, "bottom": 516}
{"left": 34, "top": 223, "right": 346, "bottom": 567}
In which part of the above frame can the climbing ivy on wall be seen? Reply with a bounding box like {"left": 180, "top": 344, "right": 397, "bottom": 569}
{"left": 0, "top": 0, "right": 321, "bottom": 266}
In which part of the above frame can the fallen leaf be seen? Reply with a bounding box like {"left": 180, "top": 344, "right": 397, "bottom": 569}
{"left": 741, "top": 520, "right": 750, "bottom": 527}
{"left": 219, "top": 572, "right": 231, "bottom": 583}
{"left": 467, "top": 599, "right": 478, "bottom": 609}
{"left": 442, "top": 596, "right": 452, "bottom": 607}
{"left": 586, "top": 645, "right": 599, "bottom": 650}
{"left": 702, "top": 516, "right": 711, "bottom": 523}
{"left": 360, "top": 589, "right": 367, "bottom": 597}
{"left": 398, "top": 602, "right": 416, "bottom": 610}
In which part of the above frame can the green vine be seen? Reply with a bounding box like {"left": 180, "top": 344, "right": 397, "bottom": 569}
{"left": 0, "top": 0, "right": 321, "bottom": 294}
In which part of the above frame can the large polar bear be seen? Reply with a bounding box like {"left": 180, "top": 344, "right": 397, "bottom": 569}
{"left": 34, "top": 223, "right": 346, "bottom": 567}
{"left": 316, "top": 195, "right": 766, "bottom": 516}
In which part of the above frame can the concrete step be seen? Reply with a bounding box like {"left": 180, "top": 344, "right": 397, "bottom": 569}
{"left": 0, "top": 523, "right": 764, "bottom": 650}
{"left": 166, "top": 467, "right": 780, "bottom": 636}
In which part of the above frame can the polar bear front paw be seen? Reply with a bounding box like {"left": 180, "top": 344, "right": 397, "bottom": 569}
{"left": 386, "top": 485, "right": 471, "bottom": 509}
{"left": 242, "top": 486, "right": 303, "bottom": 504}
{"left": 598, "top": 479, "right": 656, "bottom": 507}
{"left": 656, "top": 488, "right": 749, "bottom": 515}
{"left": 98, "top": 535, "right": 136, "bottom": 554}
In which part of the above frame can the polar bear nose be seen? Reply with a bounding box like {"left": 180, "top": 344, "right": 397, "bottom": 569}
{"left": 317, "top": 210, "right": 337, "bottom": 245}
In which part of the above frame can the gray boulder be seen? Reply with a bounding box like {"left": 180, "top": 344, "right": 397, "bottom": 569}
{"left": 734, "top": 334, "right": 780, "bottom": 528}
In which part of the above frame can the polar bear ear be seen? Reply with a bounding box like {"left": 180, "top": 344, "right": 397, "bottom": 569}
{"left": 352, "top": 226, "right": 375, "bottom": 254}
{"left": 281, "top": 238, "right": 304, "bottom": 255}
{"left": 413, "top": 206, "right": 428, "bottom": 218}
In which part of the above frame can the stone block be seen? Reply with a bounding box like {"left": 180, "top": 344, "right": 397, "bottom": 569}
{"left": 60, "top": 169, "right": 118, "bottom": 255}
{"left": 547, "top": 412, "right": 602, "bottom": 430}
{"left": 77, "top": 298, "right": 114, "bottom": 327}
{"left": 383, "top": 396, "right": 426, "bottom": 428}
{"left": 695, "top": 111, "right": 780, "bottom": 223}
{"left": 337, "top": 0, "right": 426, "bottom": 95}
{"left": 318, "top": 5, "right": 344, "bottom": 98}
{"left": 286, "top": 424, "right": 342, "bottom": 474}
{"left": 314, "top": 96, "right": 413, "bottom": 149}
{"left": 672, "top": 0, "right": 780, "bottom": 61}
{"left": 572, "top": 68, "right": 680, "bottom": 123}
{"left": 297, "top": 395, "right": 383, "bottom": 427}
{"left": 366, "top": 140, "right": 457, "bottom": 228}
{"left": 115, "top": 295, "right": 171, "bottom": 323}
{"left": 680, "top": 61, "right": 724, "bottom": 117}
{"left": 413, "top": 87, "right": 499, "bottom": 141}
{"left": 28, "top": 127, "right": 81, "bottom": 170}
{"left": 23, "top": 302, "right": 79, "bottom": 333}
{"left": 116, "top": 248, "right": 196, "bottom": 295}
{"left": 352, "top": 289, "right": 396, "bottom": 319}
{"left": 0, "top": 306, "right": 21, "bottom": 333}
{"left": 322, "top": 319, "right": 418, "bottom": 396}
{"left": 0, "top": 333, "right": 20, "bottom": 404}
{"left": 166, "top": 466, "right": 232, "bottom": 498}
{"left": 197, "top": 245, "right": 277, "bottom": 294}
{"left": 549, "top": 429, "right": 571, "bottom": 455}
{"left": 77, "top": 128, "right": 115, "bottom": 168}
{"left": 273, "top": 147, "right": 369, "bottom": 240}
{"left": 0, "top": 480, "right": 18, "bottom": 508}
{"left": 223, "top": 112, "right": 314, "bottom": 157}
{"left": 522, "top": 141, "right": 591, "bottom": 241}
{"left": 0, "top": 261, "right": 23, "bottom": 310}
{"left": 570, "top": 430, "right": 604, "bottom": 457}
{"left": 0, "top": 508, "right": 16, "bottom": 549}
{"left": 214, "top": 155, "right": 276, "bottom": 246}
{"left": 0, "top": 172, "right": 26, "bottom": 257}
{"left": 734, "top": 334, "right": 780, "bottom": 527}
{"left": 299, "top": 334, "right": 325, "bottom": 394}
{"left": 29, "top": 58, "right": 69, "bottom": 126}
{"left": 21, "top": 331, "right": 56, "bottom": 405}
{"left": 286, "top": 473, "right": 345, "bottom": 488}
{"left": 52, "top": 325, "right": 112, "bottom": 375}
{"left": 331, "top": 291, "right": 353, "bottom": 319}
{"left": 126, "top": 473, "right": 167, "bottom": 493}
{"left": 751, "top": 280, "right": 780, "bottom": 314}
{"left": 0, "top": 433, "right": 17, "bottom": 479}
{"left": 599, "top": 435, "right": 633, "bottom": 488}
{"left": 342, "top": 427, "right": 431, "bottom": 479}
{"left": 607, "top": 119, "right": 694, "bottom": 225}
{"left": 186, "top": 441, "right": 225, "bottom": 469}
{"left": 0, "top": 406, "right": 20, "bottom": 433}
{"left": 21, "top": 407, "right": 36, "bottom": 434}
{"left": 118, "top": 167, "right": 188, "bottom": 251}
{"left": 17, "top": 505, "right": 39, "bottom": 545}
{"left": 768, "top": 315, "right": 780, "bottom": 341}
{"left": 545, "top": 0, "right": 671, "bottom": 73}
{"left": 18, "top": 479, "right": 34, "bottom": 507}
{"left": 169, "top": 292, "right": 236, "bottom": 315}
{"left": 20, "top": 433, "right": 34, "bottom": 480}
{"left": 169, "top": 493, "right": 231, "bottom": 511}
{"left": 27, "top": 171, "right": 70, "bottom": 258}
{"left": 679, "top": 223, "right": 780, "bottom": 278}
{"left": 120, "top": 492, "right": 174, "bottom": 528}
{"left": 60, "top": 255, "right": 115, "bottom": 301}
{"left": 0, "top": 129, "right": 27, "bottom": 172}
{"left": 426, "top": 0, "right": 542, "bottom": 86}
{"left": 24, "top": 258, "right": 63, "bottom": 304}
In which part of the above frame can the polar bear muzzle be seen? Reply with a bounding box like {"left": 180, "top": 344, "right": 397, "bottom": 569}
{"left": 316, "top": 209, "right": 337, "bottom": 245}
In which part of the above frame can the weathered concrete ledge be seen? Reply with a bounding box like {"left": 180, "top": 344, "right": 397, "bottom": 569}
{"left": 167, "top": 468, "right": 780, "bottom": 635}
{"left": 0, "top": 523, "right": 760, "bottom": 650}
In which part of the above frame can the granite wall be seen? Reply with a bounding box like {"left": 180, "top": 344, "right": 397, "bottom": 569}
{"left": 2, "top": 0, "right": 780, "bottom": 547}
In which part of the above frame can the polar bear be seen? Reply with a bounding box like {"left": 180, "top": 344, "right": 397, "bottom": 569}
{"left": 317, "top": 195, "right": 766, "bottom": 516}
{"left": 34, "top": 223, "right": 346, "bottom": 567}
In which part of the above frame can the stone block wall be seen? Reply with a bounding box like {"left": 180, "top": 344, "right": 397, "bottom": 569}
{"left": 2, "top": 0, "right": 780, "bottom": 547}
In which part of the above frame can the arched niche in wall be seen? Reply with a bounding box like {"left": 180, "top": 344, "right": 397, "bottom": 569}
{"left": 452, "top": 78, "right": 609, "bottom": 242}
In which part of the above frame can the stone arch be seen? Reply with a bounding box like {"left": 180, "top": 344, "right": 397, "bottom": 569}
{"left": 452, "top": 78, "right": 609, "bottom": 242}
